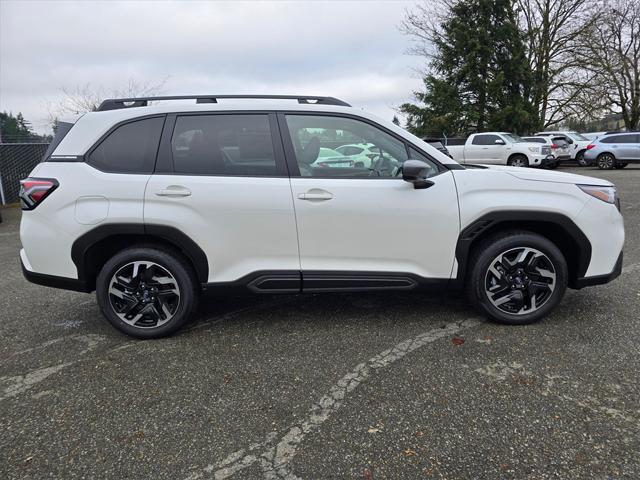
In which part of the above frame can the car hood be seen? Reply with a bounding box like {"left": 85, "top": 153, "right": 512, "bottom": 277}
{"left": 476, "top": 165, "right": 612, "bottom": 186}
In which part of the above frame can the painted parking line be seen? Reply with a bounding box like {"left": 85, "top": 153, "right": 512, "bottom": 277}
{"left": 0, "top": 334, "right": 105, "bottom": 401}
{"left": 186, "top": 317, "right": 482, "bottom": 480}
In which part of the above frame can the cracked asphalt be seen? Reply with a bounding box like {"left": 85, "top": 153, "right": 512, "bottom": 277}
{"left": 1, "top": 166, "right": 639, "bottom": 479}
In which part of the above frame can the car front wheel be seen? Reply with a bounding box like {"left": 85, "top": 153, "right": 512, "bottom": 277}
{"left": 467, "top": 232, "right": 568, "bottom": 325}
{"left": 96, "top": 246, "right": 198, "bottom": 338}
{"left": 597, "top": 153, "right": 616, "bottom": 169}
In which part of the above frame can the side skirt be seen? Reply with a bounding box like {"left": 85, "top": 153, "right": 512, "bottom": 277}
{"left": 202, "top": 271, "right": 452, "bottom": 296}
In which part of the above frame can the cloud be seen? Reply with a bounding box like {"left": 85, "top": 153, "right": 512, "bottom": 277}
{"left": 0, "top": 0, "right": 425, "bottom": 134}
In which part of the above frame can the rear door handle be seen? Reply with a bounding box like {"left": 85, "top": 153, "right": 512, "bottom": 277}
{"left": 156, "top": 186, "right": 192, "bottom": 197}
{"left": 298, "top": 190, "right": 333, "bottom": 201}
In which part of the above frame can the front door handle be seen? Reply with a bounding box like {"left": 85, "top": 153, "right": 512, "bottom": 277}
{"left": 298, "top": 189, "right": 333, "bottom": 201}
{"left": 156, "top": 186, "right": 192, "bottom": 197}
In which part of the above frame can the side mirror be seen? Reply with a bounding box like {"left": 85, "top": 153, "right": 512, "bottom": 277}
{"left": 494, "top": 139, "right": 505, "bottom": 145}
{"left": 402, "top": 160, "right": 434, "bottom": 189}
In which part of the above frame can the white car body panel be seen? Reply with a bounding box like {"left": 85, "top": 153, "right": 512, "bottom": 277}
{"left": 20, "top": 162, "right": 149, "bottom": 278}
{"left": 289, "top": 172, "right": 460, "bottom": 278}
{"left": 144, "top": 175, "right": 300, "bottom": 283}
{"left": 453, "top": 167, "right": 623, "bottom": 277}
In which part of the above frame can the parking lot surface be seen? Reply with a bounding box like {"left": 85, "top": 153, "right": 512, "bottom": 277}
{"left": 1, "top": 167, "right": 639, "bottom": 479}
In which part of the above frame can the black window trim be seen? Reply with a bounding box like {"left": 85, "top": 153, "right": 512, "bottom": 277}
{"left": 84, "top": 114, "right": 167, "bottom": 175}
{"left": 157, "top": 111, "right": 289, "bottom": 178}
{"left": 276, "top": 111, "right": 448, "bottom": 180}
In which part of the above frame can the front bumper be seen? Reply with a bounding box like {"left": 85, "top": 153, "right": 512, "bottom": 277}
{"left": 573, "top": 251, "right": 623, "bottom": 289}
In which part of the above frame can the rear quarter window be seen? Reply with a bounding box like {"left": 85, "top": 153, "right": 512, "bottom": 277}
{"left": 87, "top": 116, "right": 165, "bottom": 173}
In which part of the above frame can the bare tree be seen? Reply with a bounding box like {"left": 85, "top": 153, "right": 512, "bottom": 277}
{"left": 46, "top": 77, "right": 168, "bottom": 127}
{"left": 578, "top": 0, "right": 640, "bottom": 130}
{"left": 516, "top": 0, "right": 600, "bottom": 129}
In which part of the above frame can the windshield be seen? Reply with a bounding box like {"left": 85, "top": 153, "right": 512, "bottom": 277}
{"left": 568, "top": 132, "right": 589, "bottom": 141}
{"left": 503, "top": 133, "right": 524, "bottom": 143}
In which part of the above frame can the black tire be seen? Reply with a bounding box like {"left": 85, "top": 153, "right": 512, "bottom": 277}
{"left": 597, "top": 153, "right": 615, "bottom": 170}
{"left": 575, "top": 150, "right": 587, "bottom": 167}
{"left": 615, "top": 162, "right": 628, "bottom": 169}
{"left": 546, "top": 161, "right": 558, "bottom": 169}
{"left": 96, "top": 246, "right": 199, "bottom": 339}
{"left": 507, "top": 155, "right": 529, "bottom": 168}
{"left": 467, "top": 232, "right": 568, "bottom": 325}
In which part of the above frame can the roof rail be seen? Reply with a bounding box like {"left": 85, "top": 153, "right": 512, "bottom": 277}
{"left": 97, "top": 95, "right": 351, "bottom": 111}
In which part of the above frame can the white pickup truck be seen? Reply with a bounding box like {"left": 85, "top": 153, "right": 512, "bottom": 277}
{"left": 446, "top": 132, "right": 554, "bottom": 167}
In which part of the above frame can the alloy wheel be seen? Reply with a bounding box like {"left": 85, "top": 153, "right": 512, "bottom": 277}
{"left": 510, "top": 157, "right": 527, "bottom": 167}
{"left": 108, "top": 261, "right": 181, "bottom": 328}
{"left": 598, "top": 154, "right": 614, "bottom": 169}
{"left": 484, "top": 247, "right": 556, "bottom": 315}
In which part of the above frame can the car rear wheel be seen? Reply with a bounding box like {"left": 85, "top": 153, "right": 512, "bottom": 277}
{"left": 467, "top": 232, "right": 568, "bottom": 325}
{"left": 96, "top": 246, "right": 198, "bottom": 338}
{"left": 597, "top": 153, "right": 615, "bottom": 169}
{"left": 507, "top": 155, "right": 529, "bottom": 168}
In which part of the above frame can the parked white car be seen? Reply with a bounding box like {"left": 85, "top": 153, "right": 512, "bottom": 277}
{"left": 335, "top": 143, "right": 386, "bottom": 168}
{"left": 19, "top": 95, "right": 624, "bottom": 338}
{"left": 535, "top": 131, "right": 592, "bottom": 166}
{"left": 446, "top": 132, "right": 554, "bottom": 167}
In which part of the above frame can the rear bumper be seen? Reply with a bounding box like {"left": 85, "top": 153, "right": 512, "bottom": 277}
{"left": 21, "top": 254, "right": 90, "bottom": 292}
{"left": 573, "top": 251, "right": 623, "bottom": 289}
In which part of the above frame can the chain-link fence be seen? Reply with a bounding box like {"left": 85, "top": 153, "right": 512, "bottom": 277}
{"left": 0, "top": 143, "right": 49, "bottom": 204}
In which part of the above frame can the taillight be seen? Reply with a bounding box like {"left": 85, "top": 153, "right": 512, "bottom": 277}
{"left": 19, "top": 178, "right": 58, "bottom": 210}
{"left": 586, "top": 144, "right": 595, "bottom": 150}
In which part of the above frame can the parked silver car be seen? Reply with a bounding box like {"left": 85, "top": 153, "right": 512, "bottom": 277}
{"left": 583, "top": 132, "right": 640, "bottom": 169}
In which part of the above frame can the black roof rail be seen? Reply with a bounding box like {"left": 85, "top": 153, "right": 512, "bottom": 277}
{"left": 97, "top": 95, "right": 351, "bottom": 111}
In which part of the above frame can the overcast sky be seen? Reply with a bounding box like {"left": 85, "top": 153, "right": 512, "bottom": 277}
{"left": 0, "top": 0, "right": 426, "bottom": 134}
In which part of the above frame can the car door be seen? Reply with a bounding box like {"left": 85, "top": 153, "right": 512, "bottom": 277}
{"left": 467, "top": 134, "right": 503, "bottom": 163}
{"left": 617, "top": 134, "right": 637, "bottom": 160}
{"left": 144, "top": 112, "right": 300, "bottom": 286}
{"left": 280, "top": 113, "right": 460, "bottom": 287}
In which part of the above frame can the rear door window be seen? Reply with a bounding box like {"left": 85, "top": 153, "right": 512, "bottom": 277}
{"left": 171, "top": 114, "right": 281, "bottom": 176}
{"left": 472, "top": 134, "right": 500, "bottom": 145}
{"left": 88, "top": 117, "right": 165, "bottom": 173}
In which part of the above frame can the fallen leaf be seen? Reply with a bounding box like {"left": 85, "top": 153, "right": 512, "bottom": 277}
{"left": 368, "top": 427, "right": 380, "bottom": 433}
{"left": 362, "top": 467, "right": 373, "bottom": 480}
{"left": 415, "top": 431, "right": 425, "bottom": 437}
{"left": 403, "top": 448, "right": 417, "bottom": 456}
{"left": 451, "top": 337, "right": 465, "bottom": 346}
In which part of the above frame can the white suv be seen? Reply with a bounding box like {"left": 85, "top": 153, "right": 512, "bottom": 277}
{"left": 20, "top": 95, "right": 625, "bottom": 338}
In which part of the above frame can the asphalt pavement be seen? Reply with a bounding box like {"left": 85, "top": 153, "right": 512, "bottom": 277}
{"left": 1, "top": 166, "right": 639, "bottom": 479}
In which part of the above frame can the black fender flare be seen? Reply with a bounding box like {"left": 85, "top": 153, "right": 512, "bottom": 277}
{"left": 453, "top": 211, "right": 592, "bottom": 289}
{"left": 71, "top": 223, "right": 209, "bottom": 284}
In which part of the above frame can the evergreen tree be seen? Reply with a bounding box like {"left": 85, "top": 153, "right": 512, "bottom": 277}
{"left": 0, "top": 111, "right": 34, "bottom": 142}
{"left": 401, "top": 0, "right": 535, "bottom": 136}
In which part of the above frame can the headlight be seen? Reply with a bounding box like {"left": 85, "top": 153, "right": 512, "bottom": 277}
{"left": 528, "top": 147, "right": 539, "bottom": 153}
{"left": 578, "top": 184, "right": 617, "bottom": 204}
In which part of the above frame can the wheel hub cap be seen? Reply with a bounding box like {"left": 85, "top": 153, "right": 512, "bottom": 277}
{"left": 484, "top": 247, "right": 556, "bottom": 315}
{"left": 108, "top": 261, "right": 180, "bottom": 328}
